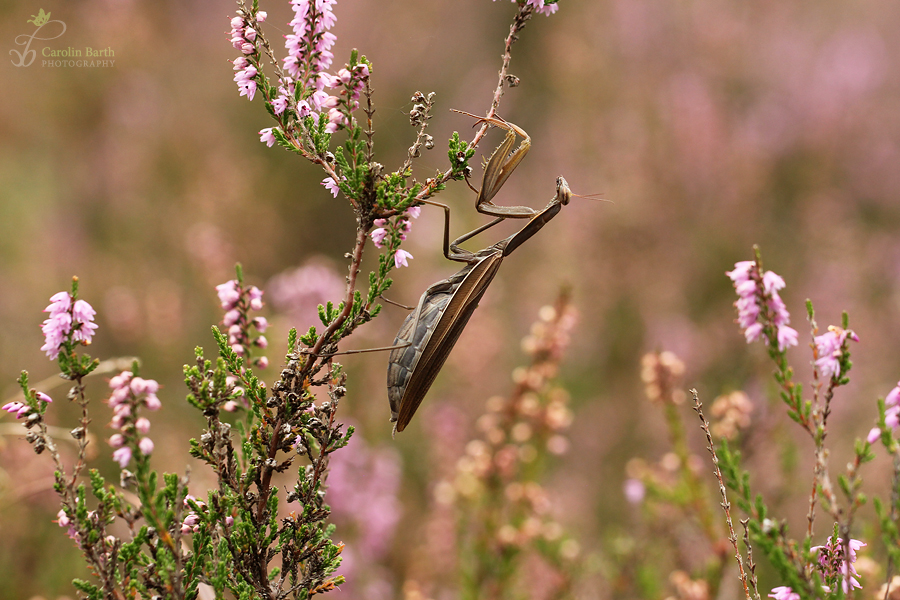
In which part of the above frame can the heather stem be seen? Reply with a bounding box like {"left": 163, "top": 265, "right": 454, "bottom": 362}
{"left": 692, "top": 389, "right": 754, "bottom": 600}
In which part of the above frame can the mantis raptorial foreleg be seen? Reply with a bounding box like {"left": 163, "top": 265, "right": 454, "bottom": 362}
{"left": 453, "top": 111, "right": 540, "bottom": 219}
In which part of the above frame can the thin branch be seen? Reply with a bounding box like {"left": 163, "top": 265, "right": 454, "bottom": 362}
{"left": 692, "top": 389, "right": 754, "bottom": 600}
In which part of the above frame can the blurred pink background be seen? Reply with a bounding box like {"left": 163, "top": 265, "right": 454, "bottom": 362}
{"left": 2, "top": 0, "right": 900, "bottom": 597}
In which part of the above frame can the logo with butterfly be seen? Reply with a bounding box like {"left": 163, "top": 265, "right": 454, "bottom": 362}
{"left": 10, "top": 9, "right": 115, "bottom": 68}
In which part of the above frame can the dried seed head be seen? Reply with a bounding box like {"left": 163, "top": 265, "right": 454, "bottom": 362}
{"left": 424, "top": 135, "right": 434, "bottom": 150}
{"left": 411, "top": 91, "right": 426, "bottom": 103}
{"left": 70, "top": 426, "right": 85, "bottom": 439}
{"left": 505, "top": 74, "right": 520, "bottom": 87}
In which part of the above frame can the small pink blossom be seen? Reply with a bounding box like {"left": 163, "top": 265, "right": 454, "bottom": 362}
{"left": 256, "top": 11, "right": 267, "bottom": 22}
{"left": 253, "top": 316, "right": 268, "bottom": 332}
{"left": 35, "top": 392, "right": 52, "bottom": 403}
{"left": 113, "top": 446, "right": 132, "bottom": 468}
{"left": 394, "top": 249, "right": 413, "bottom": 269}
{"left": 370, "top": 228, "right": 388, "bottom": 248}
{"left": 768, "top": 587, "right": 799, "bottom": 600}
{"left": 139, "top": 437, "right": 154, "bottom": 455}
{"left": 56, "top": 508, "right": 70, "bottom": 527}
{"left": 144, "top": 394, "right": 162, "bottom": 411}
{"left": 135, "top": 417, "right": 151, "bottom": 434}
{"left": 109, "top": 433, "right": 124, "bottom": 448}
{"left": 777, "top": 326, "right": 799, "bottom": 351}
{"left": 321, "top": 177, "right": 340, "bottom": 197}
{"left": 868, "top": 427, "right": 881, "bottom": 444}
{"left": 259, "top": 127, "right": 276, "bottom": 147}
{"left": 407, "top": 206, "right": 422, "bottom": 219}
{"left": 256, "top": 356, "right": 269, "bottom": 369}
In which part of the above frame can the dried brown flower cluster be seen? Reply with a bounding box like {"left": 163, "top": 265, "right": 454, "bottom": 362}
{"left": 709, "top": 391, "right": 753, "bottom": 440}
{"left": 641, "top": 351, "right": 686, "bottom": 405}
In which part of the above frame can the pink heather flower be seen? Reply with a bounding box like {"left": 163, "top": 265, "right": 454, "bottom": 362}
{"left": 113, "top": 446, "right": 132, "bottom": 468}
{"left": 726, "top": 261, "right": 754, "bottom": 283}
{"left": 253, "top": 316, "right": 268, "bottom": 332}
{"left": 223, "top": 400, "right": 238, "bottom": 412}
{"left": 259, "top": 127, "right": 276, "bottom": 147}
{"left": 322, "top": 177, "right": 340, "bottom": 197}
{"left": 56, "top": 509, "right": 70, "bottom": 527}
{"left": 138, "top": 437, "right": 154, "bottom": 455}
{"left": 370, "top": 228, "right": 388, "bottom": 248}
{"left": 241, "top": 42, "right": 255, "bottom": 55}
{"left": 45, "top": 291, "right": 72, "bottom": 313}
{"left": 232, "top": 344, "right": 245, "bottom": 356}
{"left": 271, "top": 96, "right": 288, "bottom": 115}
{"left": 130, "top": 377, "right": 159, "bottom": 395}
{"left": 109, "top": 371, "right": 132, "bottom": 389}
{"left": 225, "top": 516, "right": 234, "bottom": 527}
{"left": 223, "top": 309, "right": 240, "bottom": 327}
{"left": 233, "top": 57, "right": 249, "bottom": 70}
{"left": 256, "top": 11, "right": 267, "bottom": 22}
{"left": 35, "top": 392, "right": 52, "bottom": 403}
{"left": 762, "top": 271, "right": 786, "bottom": 293}
{"left": 181, "top": 513, "right": 200, "bottom": 534}
{"left": 886, "top": 383, "right": 900, "bottom": 407}
{"left": 255, "top": 335, "right": 268, "bottom": 349}
{"left": 868, "top": 427, "right": 881, "bottom": 444}
{"left": 144, "top": 394, "right": 161, "bottom": 411}
{"left": 768, "top": 587, "right": 800, "bottom": 600}
{"left": 230, "top": 16, "right": 243, "bottom": 29}
{"left": 135, "top": 417, "right": 151, "bottom": 434}
{"left": 744, "top": 322, "right": 764, "bottom": 343}
{"left": 256, "top": 356, "right": 269, "bottom": 369}
{"left": 109, "top": 433, "right": 124, "bottom": 448}
{"left": 2, "top": 402, "right": 25, "bottom": 416}
{"left": 814, "top": 327, "right": 857, "bottom": 380}
{"left": 216, "top": 280, "right": 240, "bottom": 309}
{"left": 407, "top": 206, "right": 421, "bottom": 219}
{"left": 623, "top": 479, "right": 645, "bottom": 504}
{"left": 394, "top": 249, "right": 413, "bottom": 269}
{"left": 777, "top": 326, "right": 799, "bottom": 352}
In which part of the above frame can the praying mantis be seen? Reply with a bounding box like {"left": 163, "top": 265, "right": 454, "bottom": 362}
{"left": 387, "top": 115, "right": 579, "bottom": 434}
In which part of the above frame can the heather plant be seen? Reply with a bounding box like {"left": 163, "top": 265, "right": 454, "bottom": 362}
{"left": 618, "top": 247, "right": 900, "bottom": 600}
{"left": 4, "top": 0, "right": 564, "bottom": 598}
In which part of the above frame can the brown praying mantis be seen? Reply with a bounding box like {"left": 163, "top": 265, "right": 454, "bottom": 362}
{"left": 387, "top": 114, "right": 585, "bottom": 434}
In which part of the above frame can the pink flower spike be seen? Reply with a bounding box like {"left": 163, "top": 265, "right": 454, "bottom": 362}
{"left": 777, "top": 325, "right": 799, "bottom": 351}
{"left": 139, "top": 437, "right": 154, "bottom": 455}
{"left": 113, "top": 446, "right": 132, "bottom": 468}
{"left": 259, "top": 127, "right": 276, "bottom": 147}
{"left": 322, "top": 177, "right": 340, "bottom": 197}
{"left": 394, "top": 249, "right": 413, "bottom": 269}
{"left": 36, "top": 392, "right": 52, "bottom": 403}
